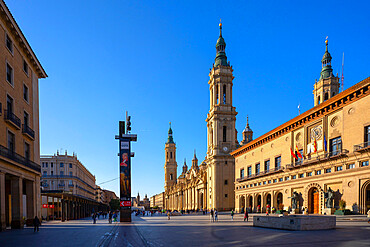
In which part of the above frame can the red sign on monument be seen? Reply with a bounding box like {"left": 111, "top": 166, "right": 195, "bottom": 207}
{"left": 120, "top": 200, "right": 131, "bottom": 207}
{"left": 49, "top": 204, "right": 55, "bottom": 208}
{"left": 42, "top": 204, "right": 48, "bottom": 208}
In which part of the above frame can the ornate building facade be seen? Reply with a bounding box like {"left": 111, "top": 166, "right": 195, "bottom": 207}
{"left": 232, "top": 40, "right": 370, "bottom": 215}
{"left": 164, "top": 22, "right": 238, "bottom": 211}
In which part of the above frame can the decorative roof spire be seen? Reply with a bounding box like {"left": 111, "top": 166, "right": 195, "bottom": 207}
{"left": 192, "top": 149, "right": 198, "bottom": 160}
{"left": 214, "top": 20, "right": 228, "bottom": 67}
{"left": 320, "top": 37, "right": 334, "bottom": 80}
{"left": 166, "top": 122, "right": 174, "bottom": 144}
{"left": 243, "top": 115, "right": 252, "bottom": 133}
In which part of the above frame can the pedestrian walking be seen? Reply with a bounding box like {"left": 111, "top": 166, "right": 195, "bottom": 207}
{"left": 210, "top": 209, "right": 214, "bottom": 222}
{"left": 214, "top": 210, "right": 218, "bottom": 222}
{"left": 231, "top": 210, "right": 234, "bottom": 221}
{"left": 167, "top": 212, "right": 171, "bottom": 220}
{"left": 33, "top": 216, "right": 40, "bottom": 232}
{"left": 108, "top": 211, "right": 113, "bottom": 223}
{"left": 244, "top": 209, "right": 248, "bottom": 222}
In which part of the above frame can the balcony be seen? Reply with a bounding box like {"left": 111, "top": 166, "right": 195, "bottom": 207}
{"left": 236, "top": 166, "right": 283, "bottom": 182}
{"left": 287, "top": 149, "right": 349, "bottom": 169}
{"left": 354, "top": 141, "right": 370, "bottom": 153}
{"left": 22, "top": 124, "right": 35, "bottom": 139}
{"left": 4, "top": 110, "right": 21, "bottom": 129}
{"left": 0, "top": 144, "right": 40, "bottom": 172}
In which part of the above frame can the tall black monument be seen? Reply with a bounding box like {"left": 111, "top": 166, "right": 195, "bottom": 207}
{"left": 116, "top": 112, "right": 137, "bottom": 222}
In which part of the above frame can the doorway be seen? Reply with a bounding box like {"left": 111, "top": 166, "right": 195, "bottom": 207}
{"left": 308, "top": 187, "right": 320, "bottom": 214}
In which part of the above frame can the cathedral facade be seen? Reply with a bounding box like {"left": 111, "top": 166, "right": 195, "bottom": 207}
{"left": 164, "top": 22, "right": 238, "bottom": 211}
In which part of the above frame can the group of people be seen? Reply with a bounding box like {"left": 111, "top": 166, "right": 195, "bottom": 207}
{"left": 210, "top": 209, "right": 218, "bottom": 222}
{"left": 92, "top": 211, "right": 118, "bottom": 224}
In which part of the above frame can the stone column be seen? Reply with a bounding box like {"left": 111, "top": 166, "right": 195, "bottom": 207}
{"left": 0, "top": 172, "right": 6, "bottom": 230}
{"left": 11, "top": 177, "right": 23, "bottom": 229}
{"left": 25, "top": 180, "right": 35, "bottom": 221}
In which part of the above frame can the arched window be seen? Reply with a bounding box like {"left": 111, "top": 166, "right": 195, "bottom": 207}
{"left": 318, "top": 96, "right": 321, "bottom": 104}
{"left": 170, "top": 152, "right": 173, "bottom": 159}
{"left": 223, "top": 126, "right": 227, "bottom": 142}
{"left": 170, "top": 174, "right": 173, "bottom": 180}
{"left": 216, "top": 85, "right": 219, "bottom": 104}
{"left": 324, "top": 92, "right": 329, "bottom": 101}
{"left": 223, "top": 85, "right": 227, "bottom": 104}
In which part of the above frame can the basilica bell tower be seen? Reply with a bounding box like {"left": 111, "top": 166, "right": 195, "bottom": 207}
{"left": 164, "top": 123, "right": 177, "bottom": 191}
{"left": 205, "top": 21, "right": 237, "bottom": 211}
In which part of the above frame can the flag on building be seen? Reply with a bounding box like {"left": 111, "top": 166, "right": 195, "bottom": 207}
{"left": 290, "top": 147, "right": 298, "bottom": 159}
{"left": 295, "top": 145, "right": 303, "bottom": 159}
{"left": 313, "top": 138, "right": 318, "bottom": 153}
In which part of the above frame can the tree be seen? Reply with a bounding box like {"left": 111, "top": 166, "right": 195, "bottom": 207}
{"left": 109, "top": 199, "right": 120, "bottom": 211}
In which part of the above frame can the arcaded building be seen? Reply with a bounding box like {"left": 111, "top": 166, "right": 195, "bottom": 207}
{"left": 40, "top": 152, "right": 105, "bottom": 220}
{"left": 232, "top": 41, "right": 370, "bottom": 214}
{"left": 164, "top": 22, "right": 238, "bottom": 211}
{"left": 0, "top": 0, "right": 47, "bottom": 229}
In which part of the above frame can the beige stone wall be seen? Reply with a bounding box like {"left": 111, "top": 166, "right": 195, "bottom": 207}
{"left": 234, "top": 79, "right": 370, "bottom": 214}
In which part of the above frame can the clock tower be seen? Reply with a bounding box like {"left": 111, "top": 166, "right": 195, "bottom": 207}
{"left": 205, "top": 21, "right": 238, "bottom": 210}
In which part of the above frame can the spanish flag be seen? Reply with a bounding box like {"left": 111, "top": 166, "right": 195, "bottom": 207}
{"left": 313, "top": 137, "right": 318, "bottom": 153}
{"left": 296, "top": 145, "right": 303, "bottom": 159}
{"left": 290, "top": 147, "right": 298, "bottom": 160}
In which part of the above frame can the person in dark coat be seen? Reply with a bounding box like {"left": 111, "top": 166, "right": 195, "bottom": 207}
{"left": 33, "top": 216, "right": 41, "bottom": 232}
{"left": 244, "top": 209, "right": 249, "bottom": 222}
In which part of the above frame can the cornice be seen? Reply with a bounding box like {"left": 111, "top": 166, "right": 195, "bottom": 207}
{"left": 231, "top": 76, "right": 370, "bottom": 157}
{"left": 0, "top": 0, "right": 47, "bottom": 78}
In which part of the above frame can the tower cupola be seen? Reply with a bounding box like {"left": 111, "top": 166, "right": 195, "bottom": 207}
{"left": 182, "top": 159, "right": 188, "bottom": 174}
{"left": 191, "top": 150, "right": 198, "bottom": 169}
{"left": 214, "top": 20, "right": 228, "bottom": 67}
{"left": 320, "top": 38, "right": 334, "bottom": 80}
{"left": 166, "top": 122, "right": 174, "bottom": 144}
{"left": 240, "top": 116, "right": 253, "bottom": 145}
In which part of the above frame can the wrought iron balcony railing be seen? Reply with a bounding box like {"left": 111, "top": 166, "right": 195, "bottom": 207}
{"left": 287, "top": 149, "right": 349, "bottom": 169}
{"left": 4, "top": 110, "right": 21, "bottom": 129}
{"left": 0, "top": 144, "right": 40, "bottom": 172}
{"left": 354, "top": 141, "right": 370, "bottom": 153}
{"left": 22, "top": 124, "right": 35, "bottom": 139}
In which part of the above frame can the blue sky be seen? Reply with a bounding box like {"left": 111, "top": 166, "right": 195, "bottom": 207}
{"left": 7, "top": 0, "right": 370, "bottom": 198}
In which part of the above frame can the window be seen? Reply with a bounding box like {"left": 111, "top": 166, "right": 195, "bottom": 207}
{"left": 43, "top": 171, "right": 47, "bottom": 176}
{"left": 23, "top": 59, "right": 28, "bottom": 75}
{"left": 216, "top": 85, "right": 219, "bottom": 104}
{"left": 6, "top": 63, "right": 13, "bottom": 85}
{"left": 268, "top": 180, "right": 271, "bottom": 184}
{"left": 325, "top": 168, "right": 331, "bottom": 173}
{"left": 24, "top": 112, "right": 29, "bottom": 126}
{"left": 223, "top": 126, "right": 227, "bottom": 142}
{"left": 224, "top": 180, "right": 228, "bottom": 185}
{"left": 69, "top": 180, "right": 73, "bottom": 185}
{"left": 7, "top": 131, "right": 15, "bottom": 153}
{"left": 170, "top": 174, "right": 173, "bottom": 180}
{"left": 264, "top": 160, "right": 270, "bottom": 172}
{"left": 292, "top": 175, "right": 296, "bottom": 179}
{"left": 255, "top": 163, "right": 260, "bottom": 175}
{"left": 51, "top": 162, "right": 54, "bottom": 168}
{"left": 7, "top": 95, "right": 13, "bottom": 113}
{"left": 336, "top": 166, "right": 343, "bottom": 171}
{"left": 275, "top": 156, "right": 281, "bottom": 169}
{"left": 225, "top": 194, "right": 228, "bottom": 198}
{"left": 316, "top": 170, "right": 322, "bottom": 175}
{"left": 299, "top": 174, "right": 304, "bottom": 178}
{"left": 60, "top": 171, "right": 64, "bottom": 176}
{"left": 307, "top": 172, "right": 312, "bottom": 177}
{"left": 361, "top": 161, "right": 369, "bottom": 167}
{"left": 330, "top": 136, "right": 342, "bottom": 156}
{"left": 258, "top": 182, "right": 261, "bottom": 185}
{"left": 318, "top": 96, "right": 321, "bottom": 104}
{"left": 247, "top": 166, "right": 252, "bottom": 177}
{"left": 285, "top": 176, "right": 290, "bottom": 181}
{"left": 240, "top": 169, "right": 244, "bottom": 178}
{"left": 324, "top": 92, "right": 329, "bottom": 101}
{"left": 6, "top": 34, "right": 13, "bottom": 53}
{"left": 69, "top": 163, "right": 72, "bottom": 168}
{"left": 51, "top": 171, "right": 54, "bottom": 175}
{"left": 170, "top": 152, "right": 172, "bottom": 159}
{"left": 243, "top": 185, "right": 245, "bottom": 189}
{"left": 263, "top": 181, "right": 266, "bottom": 185}
{"left": 273, "top": 179, "right": 277, "bottom": 183}
{"left": 347, "top": 163, "right": 355, "bottom": 169}
{"left": 365, "top": 126, "right": 370, "bottom": 146}
{"left": 279, "top": 178, "right": 283, "bottom": 182}
{"left": 225, "top": 161, "right": 227, "bottom": 165}
{"left": 23, "top": 85, "right": 29, "bottom": 102}
{"left": 42, "top": 162, "right": 44, "bottom": 168}
{"left": 45, "top": 162, "right": 48, "bottom": 168}
{"left": 60, "top": 163, "right": 64, "bottom": 168}
{"left": 69, "top": 171, "right": 73, "bottom": 176}
{"left": 223, "top": 85, "right": 226, "bottom": 104}
{"left": 166, "top": 152, "right": 168, "bottom": 159}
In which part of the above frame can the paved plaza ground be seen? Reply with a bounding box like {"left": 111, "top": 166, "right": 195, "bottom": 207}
{"left": 0, "top": 213, "right": 369, "bottom": 247}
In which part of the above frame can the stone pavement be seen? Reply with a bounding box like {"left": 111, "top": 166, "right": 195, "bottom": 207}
{"left": 0, "top": 213, "right": 369, "bottom": 247}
